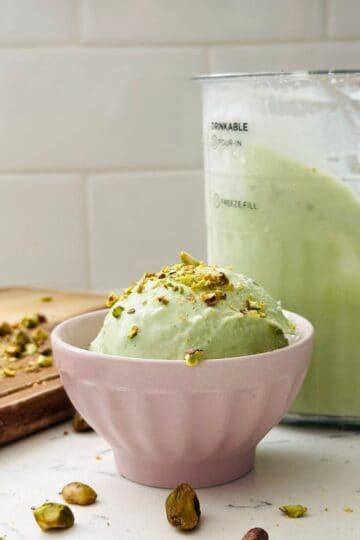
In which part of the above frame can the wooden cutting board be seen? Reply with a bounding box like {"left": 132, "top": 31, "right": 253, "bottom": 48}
{"left": 0, "top": 287, "right": 106, "bottom": 446}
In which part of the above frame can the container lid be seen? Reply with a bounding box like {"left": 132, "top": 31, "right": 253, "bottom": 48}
{"left": 194, "top": 69, "right": 360, "bottom": 81}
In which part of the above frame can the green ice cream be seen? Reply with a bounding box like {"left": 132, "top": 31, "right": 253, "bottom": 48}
{"left": 207, "top": 145, "right": 360, "bottom": 416}
{"left": 90, "top": 252, "right": 293, "bottom": 362}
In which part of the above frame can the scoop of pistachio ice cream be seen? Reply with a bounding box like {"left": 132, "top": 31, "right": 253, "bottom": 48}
{"left": 90, "top": 252, "right": 294, "bottom": 364}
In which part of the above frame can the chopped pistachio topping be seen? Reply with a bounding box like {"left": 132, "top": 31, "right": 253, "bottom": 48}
{"left": 21, "top": 313, "right": 40, "bottom": 329}
{"left": 106, "top": 293, "right": 119, "bottom": 308}
{"left": 246, "top": 299, "right": 265, "bottom": 311}
{"left": 247, "top": 310, "right": 261, "bottom": 318}
{"left": 343, "top": 507, "right": 354, "bottom": 513}
{"left": 127, "top": 307, "right": 136, "bottom": 314}
{"left": 200, "top": 292, "right": 217, "bottom": 306}
{"left": 279, "top": 505, "right": 308, "bottom": 518}
{"left": 120, "top": 285, "right": 135, "bottom": 300}
{"left": 112, "top": 305, "right": 124, "bottom": 318}
{"left": 41, "top": 296, "right": 53, "bottom": 302}
{"left": 128, "top": 325, "right": 139, "bottom": 339}
{"left": 3, "top": 366, "right": 17, "bottom": 377}
{"left": 184, "top": 348, "right": 204, "bottom": 367}
{"left": 157, "top": 296, "right": 169, "bottom": 305}
{"left": 136, "top": 282, "right": 144, "bottom": 293}
{"left": 37, "top": 354, "right": 53, "bottom": 368}
{"left": 215, "top": 289, "right": 227, "bottom": 300}
{"left": 180, "top": 251, "right": 201, "bottom": 266}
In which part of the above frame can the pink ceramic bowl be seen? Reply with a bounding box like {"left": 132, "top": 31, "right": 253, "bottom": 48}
{"left": 52, "top": 309, "right": 313, "bottom": 488}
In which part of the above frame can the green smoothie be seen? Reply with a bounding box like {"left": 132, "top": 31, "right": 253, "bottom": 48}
{"left": 207, "top": 144, "right": 360, "bottom": 418}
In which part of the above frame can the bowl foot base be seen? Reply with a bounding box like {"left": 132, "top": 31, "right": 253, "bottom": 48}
{"left": 113, "top": 448, "right": 255, "bottom": 488}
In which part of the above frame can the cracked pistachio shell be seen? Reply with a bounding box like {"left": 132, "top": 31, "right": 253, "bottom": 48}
{"left": 33, "top": 502, "right": 74, "bottom": 531}
{"left": 61, "top": 482, "right": 97, "bottom": 506}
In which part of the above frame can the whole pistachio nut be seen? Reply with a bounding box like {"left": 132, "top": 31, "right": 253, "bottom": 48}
{"left": 280, "top": 504, "right": 308, "bottom": 518}
{"left": 166, "top": 483, "right": 201, "bottom": 531}
{"left": 61, "top": 482, "right": 97, "bottom": 506}
{"left": 72, "top": 411, "right": 93, "bottom": 432}
{"left": 242, "top": 527, "right": 269, "bottom": 540}
{"left": 37, "top": 354, "right": 53, "bottom": 368}
{"left": 32, "top": 327, "right": 49, "bottom": 345}
{"left": 21, "top": 313, "right": 39, "bottom": 329}
{"left": 5, "top": 344, "right": 22, "bottom": 357}
{"left": 13, "top": 329, "right": 30, "bottom": 347}
{"left": 24, "top": 342, "right": 38, "bottom": 356}
{"left": 33, "top": 502, "right": 74, "bottom": 531}
{"left": 3, "top": 367, "right": 17, "bottom": 377}
{"left": 0, "top": 321, "right": 11, "bottom": 336}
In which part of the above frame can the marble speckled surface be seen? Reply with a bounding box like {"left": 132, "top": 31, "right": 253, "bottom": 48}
{"left": 1, "top": 423, "right": 359, "bottom": 539}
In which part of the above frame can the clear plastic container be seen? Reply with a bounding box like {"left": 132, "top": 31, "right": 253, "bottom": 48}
{"left": 198, "top": 70, "right": 360, "bottom": 425}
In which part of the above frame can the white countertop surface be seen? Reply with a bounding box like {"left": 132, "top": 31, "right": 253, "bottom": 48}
{"left": 1, "top": 422, "right": 359, "bottom": 539}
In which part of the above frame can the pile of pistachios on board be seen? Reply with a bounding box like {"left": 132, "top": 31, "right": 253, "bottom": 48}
{"left": 0, "top": 311, "right": 53, "bottom": 378}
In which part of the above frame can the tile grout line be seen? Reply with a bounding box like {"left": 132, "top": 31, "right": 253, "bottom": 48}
{"left": 0, "top": 38, "right": 357, "bottom": 50}
{"left": 81, "top": 174, "right": 93, "bottom": 290}
{"left": 323, "top": 0, "right": 329, "bottom": 40}
{"left": 73, "top": 0, "right": 83, "bottom": 45}
{"left": 0, "top": 167, "right": 203, "bottom": 176}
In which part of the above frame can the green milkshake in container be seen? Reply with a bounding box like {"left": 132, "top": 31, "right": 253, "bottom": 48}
{"left": 197, "top": 71, "right": 360, "bottom": 424}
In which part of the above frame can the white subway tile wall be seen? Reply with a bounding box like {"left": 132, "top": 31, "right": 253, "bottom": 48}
{"left": 0, "top": 0, "right": 76, "bottom": 45}
{"left": 0, "top": 48, "right": 204, "bottom": 170}
{"left": 0, "top": 0, "right": 358, "bottom": 290}
{"left": 0, "top": 175, "right": 88, "bottom": 289}
{"left": 327, "top": 0, "right": 360, "bottom": 39}
{"left": 81, "top": 0, "right": 325, "bottom": 44}
{"left": 88, "top": 171, "right": 205, "bottom": 290}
